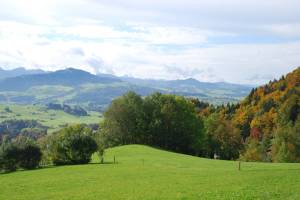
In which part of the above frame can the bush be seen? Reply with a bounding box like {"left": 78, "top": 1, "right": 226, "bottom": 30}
{"left": 48, "top": 125, "right": 98, "bottom": 165}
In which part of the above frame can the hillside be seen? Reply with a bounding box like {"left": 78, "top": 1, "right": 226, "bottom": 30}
{"left": 0, "top": 104, "right": 101, "bottom": 132}
{"left": 207, "top": 67, "right": 300, "bottom": 162}
{"left": 0, "top": 145, "right": 300, "bottom": 200}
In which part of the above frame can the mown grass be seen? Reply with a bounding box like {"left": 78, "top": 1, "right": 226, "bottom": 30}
{"left": 0, "top": 104, "right": 102, "bottom": 132}
{"left": 0, "top": 145, "right": 300, "bottom": 200}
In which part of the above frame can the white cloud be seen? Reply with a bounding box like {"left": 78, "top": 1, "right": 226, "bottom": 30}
{"left": 0, "top": 0, "right": 299, "bottom": 85}
{"left": 265, "top": 23, "right": 300, "bottom": 38}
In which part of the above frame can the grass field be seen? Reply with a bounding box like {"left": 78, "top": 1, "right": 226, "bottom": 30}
{"left": 0, "top": 104, "right": 102, "bottom": 132}
{"left": 0, "top": 145, "right": 300, "bottom": 200}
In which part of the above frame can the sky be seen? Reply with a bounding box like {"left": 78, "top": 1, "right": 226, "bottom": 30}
{"left": 0, "top": 0, "right": 299, "bottom": 85}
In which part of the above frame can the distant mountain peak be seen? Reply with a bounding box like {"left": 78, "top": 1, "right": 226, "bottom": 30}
{"left": 185, "top": 78, "right": 197, "bottom": 81}
{"left": 56, "top": 68, "right": 90, "bottom": 73}
{"left": 0, "top": 67, "right": 122, "bottom": 91}
{"left": 182, "top": 78, "right": 199, "bottom": 83}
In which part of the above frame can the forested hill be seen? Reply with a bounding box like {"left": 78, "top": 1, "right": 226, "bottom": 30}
{"left": 222, "top": 67, "right": 300, "bottom": 162}
{"left": 234, "top": 66, "right": 299, "bottom": 138}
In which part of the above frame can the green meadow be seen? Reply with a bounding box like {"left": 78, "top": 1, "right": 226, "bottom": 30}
{"left": 0, "top": 104, "right": 102, "bottom": 132}
{"left": 0, "top": 145, "right": 299, "bottom": 200}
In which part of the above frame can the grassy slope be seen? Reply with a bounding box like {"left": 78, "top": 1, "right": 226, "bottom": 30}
{"left": 0, "top": 145, "right": 300, "bottom": 200}
{"left": 0, "top": 104, "right": 101, "bottom": 132}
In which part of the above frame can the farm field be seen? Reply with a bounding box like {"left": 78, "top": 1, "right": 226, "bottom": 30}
{"left": 0, "top": 145, "right": 299, "bottom": 200}
{"left": 0, "top": 104, "right": 102, "bottom": 132}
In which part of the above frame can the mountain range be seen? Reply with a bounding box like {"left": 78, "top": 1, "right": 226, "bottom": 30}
{"left": 0, "top": 67, "right": 46, "bottom": 80}
{"left": 0, "top": 67, "right": 252, "bottom": 110}
{"left": 0, "top": 68, "right": 121, "bottom": 91}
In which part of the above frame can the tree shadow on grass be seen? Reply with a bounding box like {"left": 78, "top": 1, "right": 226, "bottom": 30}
{"left": 0, "top": 165, "right": 56, "bottom": 175}
{"left": 89, "top": 161, "right": 119, "bottom": 165}
{"left": 239, "top": 168, "right": 300, "bottom": 172}
{"left": 0, "top": 162, "right": 120, "bottom": 175}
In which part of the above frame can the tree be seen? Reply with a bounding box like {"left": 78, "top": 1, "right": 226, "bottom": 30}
{"left": 101, "top": 92, "right": 205, "bottom": 155}
{"left": 0, "top": 140, "right": 19, "bottom": 172}
{"left": 13, "top": 136, "right": 42, "bottom": 169}
{"left": 240, "top": 138, "right": 264, "bottom": 162}
{"left": 280, "top": 94, "right": 300, "bottom": 124}
{"left": 271, "top": 94, "right": 300, "bottom": 162}
{"left": 272, "top": 119, "right": 300, "bottom": 162}
{"left": 94, "top": 130, "right": 106, "bottom": 164}
{"left": 204, "top": 113, "right": 242, "bottom": 160}
{"left": 143, "top": 93, "right": 204, "bottom": 154}
{"left": 0, "top": 136, "right": 42, "bottom": 172}
{"left": 19, "top": 144, "right": 42, "bottom": 169}
{"left": 101, "top": 91, "right": 145, "bottom": 147}
{"left": 0, "top": 119, "right": 46, "bottom": 139}
{"left": 47, "top": 124, "right": 98, "bottom": 165}
{"left": 20, "top": 128, "right": 47, "bottom": 140}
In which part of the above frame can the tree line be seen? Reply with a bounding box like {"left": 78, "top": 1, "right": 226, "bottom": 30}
{"left": 99, "top": 67, "right": 300, "bottom": 162}
{"left": 100, "top": 92, "right": 242, "bottom": 160}
{"left": 101, "top": 92, "right": 204, "bottom": 155}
